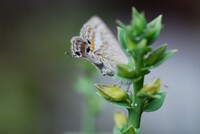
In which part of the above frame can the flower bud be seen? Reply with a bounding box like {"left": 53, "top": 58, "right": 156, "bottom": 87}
{"left": 140, "top": 78, "right": 161, "bottom": 94}
{"left": 131, "top": 7, "right": 147, "bottom": 34}
{"left": 145, "top": 44, "right": 167, "bottom": 67}
{"left": 144, "top": 15, "right": 162, "bottom": 45}
{"left": 116, "top": 64, "right": 137, "bottom": 80}
{"left": 95, "top": 84, "right": 128, "bottom": 101}
{"left": 113, "top": 111, "right": 128, "bottom": 129}
{"left": 125, "top": 36, "right": 137, "bottom": 52}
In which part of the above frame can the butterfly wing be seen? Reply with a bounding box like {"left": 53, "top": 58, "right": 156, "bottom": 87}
{"left": 80, "top": 16, "right": 128, "bottom": 75}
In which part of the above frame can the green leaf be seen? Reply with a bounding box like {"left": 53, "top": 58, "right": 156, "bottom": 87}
{"left": 132, "top": 7, "right": 147, "bottom": 34}
{"left": 136, "top": 39, "right": 147, "bottom": 49}
{"left": 143, "top": 92, "right": 166, "bottom": 112}
{"left": 145, "top": 44, "right": 168, "bottom": 66}
{"left": 125, "top": 35, "right": 137, "bottom": 52}
{"left": 143, "top": 46, "right": 152, "bottom": 55}
{"left": 145, "top": 49, "right": 178, "bottom": 69}
{"left": 137, "top": 92, "right": 161, "bottom": 99}
{"left": 144, "top": 15, "right": 162, "bottom": 45}
{"left": 131, "top": 39, "right": 150, "bottom": 55}
{"left": 121, "top": 125, "right": 134, "bottom": 134}
{"left": 96, "top": 92, "right": 132, "bottom": 108}
{"left": 117, "top": 27, "right": 127, "bottom": 51}
{"left": 116, "top": 64, "right": 137, "bottom": 81}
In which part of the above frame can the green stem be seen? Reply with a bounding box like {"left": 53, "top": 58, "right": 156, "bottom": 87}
{"left": 128, "top": 77, "right": 144, "bottom": 129}
{"left": 128, "top": 53, "right": 144, "bottom": 132}
{"left": 81, "top": 97, "right": 96, "bottom": 134}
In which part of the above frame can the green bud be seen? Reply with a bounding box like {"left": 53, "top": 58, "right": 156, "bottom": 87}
{"left": 140, "top": 78, "right": 161, "bottom": 94}
{"left": 125, "top": 36, "right": 137, "bottom": 53}
{"left": 118, "top": 27, "right": 138, "bottom": 54}
{"left": 95, "top": 84, "right": 128, "bottom": 101}
{"left": 145, "top": 44, "right": 167, "bottom": 66}
{"left": 131, "top": 7, "right": 147, "bottom": 34}
{"left": 144, "top": 15, "right": 162, "bottom": 45}
{"left": 136, "top": 39, "right": 147, "bottom": 49}
{"left": 113, "top": 111, "right": 128, "bottom": 129}
{"left": 134, "top": 39, "right": 148, "bottom": 54}
{"left": 116, "top": 64, "right": 137, "bottom": 80}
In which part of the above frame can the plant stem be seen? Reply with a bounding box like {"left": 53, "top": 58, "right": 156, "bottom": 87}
{"left": 128, "top": 53, "right": 144, "bottom": 131}
{"left": 81, "top": 97, "right": 96, "bottom": 134}
{"left": 128, "top": 77, "right": 144, "bottom": 129}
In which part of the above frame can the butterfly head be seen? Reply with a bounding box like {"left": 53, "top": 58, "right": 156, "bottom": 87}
{"left": 71, "top": 36, "right": 94, "bottom": 58}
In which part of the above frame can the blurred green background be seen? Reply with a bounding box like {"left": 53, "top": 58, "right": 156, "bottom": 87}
{"left": 0, "top": 0, "right": 200, "bottom": 134}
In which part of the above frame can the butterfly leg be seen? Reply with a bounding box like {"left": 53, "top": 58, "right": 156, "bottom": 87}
{"left": 126, "top": 82, "right": 131, "bottom": 92}
{"left": 126, "top": 82, "right": 133, "bottom": 95}
{"left": 114, "top": 80, "right": 123, "bottom": 88}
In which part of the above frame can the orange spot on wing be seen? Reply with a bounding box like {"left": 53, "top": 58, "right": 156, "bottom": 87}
{"left": 90, "top": 41, "right": 95, "bottom": 51}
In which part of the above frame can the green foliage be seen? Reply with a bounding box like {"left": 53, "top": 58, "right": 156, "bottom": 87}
{"left": 116, "top": 7, "right": 176, "bottom": 76}
{"left": 149, "top": 49, "right": 178, "bottom": 68}
{"left": 145, "top": 44, "right": 168, "bottom": 66}
{"left": 93, "top": 7, "right": 176, "bottom": 134}
{"left": 118, "top": 27, "right": 129, "bottom": 53}
{"left": 116, "top": 64, "right": 137, "bottom": 81}
{"left": 144, "top": 15, "right": 162, "bottom": 45}
{"left": 143, "top": 92, "right": 166, "bottom": 112}
{"left": 131, "top": 7, "right": 147, "bottom": 35}
{"left": 117, "top": 8, "right": 163, "bottom": 56}
{"left": 137, "top": 92, "right": 162, "bottom": 99}
{"left": 114, "top": 7, "right": 176, "bottom": 134}
{"left": 143, "top": 49, "right": 177, "bottom": 70}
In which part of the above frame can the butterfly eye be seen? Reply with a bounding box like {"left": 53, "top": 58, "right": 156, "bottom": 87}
{"left": 87, "top": 39, "right": 91, "bottom": 44}
{"left": 86, "top": 47, "right": 90, "bottom": 53}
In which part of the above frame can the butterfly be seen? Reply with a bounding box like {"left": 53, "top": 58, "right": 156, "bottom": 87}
{"left": 70, "top": 16, "right": 128, "bottom": 76}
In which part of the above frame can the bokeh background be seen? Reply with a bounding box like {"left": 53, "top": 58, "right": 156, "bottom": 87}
{"left": 0, "top": 0, "right": 200, "bottom": 134}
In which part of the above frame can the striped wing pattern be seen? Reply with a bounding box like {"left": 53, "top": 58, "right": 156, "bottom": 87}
{"left": 79, "top": 16, "right": 128, "bottom": 75}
